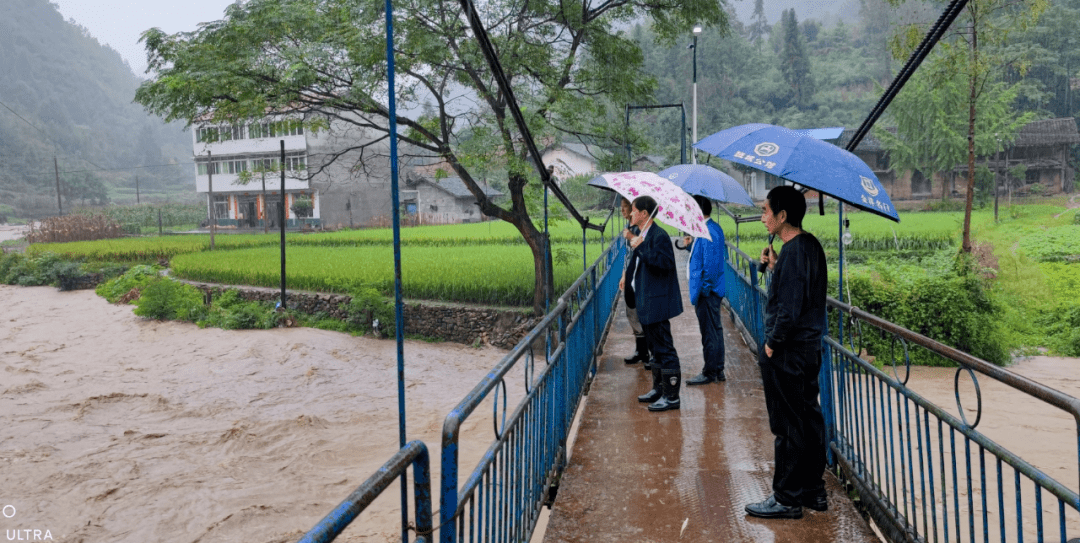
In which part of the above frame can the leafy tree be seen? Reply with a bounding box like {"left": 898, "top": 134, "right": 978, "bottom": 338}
{"left": 134, "top": 0, "right": 727, "bottom": 315}
{"left": 748, "top": 0, "right": 771, "bottom": 47}
{"left": 779, "top": 9, "right": 815, "bottom": 108}
{"left": 885, "top": 0, "right": 1044, "bottom": 253}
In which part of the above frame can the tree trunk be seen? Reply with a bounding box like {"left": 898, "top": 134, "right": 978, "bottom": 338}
{"left": 447, "top": 158, "right": 555, "bottom": 316}
{"left": 961, "top": 24, "right": 978, "bottom": 254}
{"left": 517, "top": 219, "right": 554, "bottom": 316}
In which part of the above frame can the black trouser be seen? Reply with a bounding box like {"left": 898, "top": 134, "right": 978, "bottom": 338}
{"left": 758, "top": 345, "right": 826, "bottom": 507}
{"left": 695, "top": 291, "right": 726, "bottom": 376}
{"left": 643, "top": 319, "right": 679, "bottom": 372}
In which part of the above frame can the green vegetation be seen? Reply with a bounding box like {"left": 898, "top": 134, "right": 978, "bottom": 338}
{"left": 170, "top": 242, "right": 605, "bottom": 306}
{"left": 27, "top": 220, "right": 618, "bottom": 263}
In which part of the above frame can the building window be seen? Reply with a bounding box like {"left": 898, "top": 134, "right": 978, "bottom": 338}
{"left": 285, "top": 156, "right": 306, "bottom": 171}
{"left": 225, "top": 160, "right": 247, "bottom": 174}
{"left": 197, "top": 127, "right": 219, "bottom": 143}
{"left": 197, "top": 162, "right": 222, "bottom": 175}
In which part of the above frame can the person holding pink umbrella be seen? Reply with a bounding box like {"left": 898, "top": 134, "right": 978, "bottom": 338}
{"left": 627, "top": 195, "right": 684, "bottom": 412}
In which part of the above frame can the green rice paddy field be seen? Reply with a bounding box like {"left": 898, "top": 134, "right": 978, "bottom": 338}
{"left": 27, "top": 204, "right": 1079, "bottom": 328}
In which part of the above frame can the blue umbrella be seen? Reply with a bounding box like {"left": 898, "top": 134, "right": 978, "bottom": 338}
{"left": 694, "top": 123, "right": 899, "bottom": 222}
{"left": 657, "top": 164, "right": 755, "bottom": 207}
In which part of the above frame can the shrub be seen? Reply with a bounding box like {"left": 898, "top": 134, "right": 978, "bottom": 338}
{"left": 96, "top": 265, "right": 160, "bottom": 303}
{"left": 345, "top": 287, "right": 395, "bottom": 337}
{"left": 0, "top": 251, "right": 80, "bottom": 287}
{"left": 133, "top": 278, "right": 207, "bottom": 321}
{"left": 1039, "top": 302, "right": 1080, "bottom": 356}
{"left": 847, "top": 255, "right": 1010, "bottom": 366}
{"left": 199, "top": 289, "right": 277, "bottom": 330}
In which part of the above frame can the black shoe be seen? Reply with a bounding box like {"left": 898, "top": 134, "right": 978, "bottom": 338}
{"left": 648, "top": 371, "right": 681, "bottom": 411}
{"left": 637, "top": 366, "right": 662, "bottom": 403}
{"left": 686, "top": 373, "right": 714, "bottom": 385}
{"left": 715, "top": 370, "right": 726, "bottom": 381}
{"left": 624, "top": 336, "right": 648, "bottom": 364}
{"left": 802, "top": 493, "right": 827, "bottom": 512}
{"left": 745, "top": 495, "right": 803, "bottom": 519}
{"left": 643, "top": 356, "right": 654, "bottom": 371}
{"left": 647, "top": 395, "right": 680, "bottom": 411}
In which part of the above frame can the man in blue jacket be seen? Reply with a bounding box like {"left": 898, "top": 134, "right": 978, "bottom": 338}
{"left": 682, "top": 195, "right": 728, "bottom": 385}
{"left": 628, "top": 195, "right": 684, "bottom": 412}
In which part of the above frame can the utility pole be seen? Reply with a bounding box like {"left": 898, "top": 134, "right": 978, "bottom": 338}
{"left": 994, "top": 134, "right": 1001, "bottom": 223}
{"left": 278, "top": 140, "right": 287, "bottom": 310}
{"left": 691, "top": 24, "right": 699, "bottom": 164}
{"left": 54, "top": 156, "right": 63, "bottom": 216}
{"left": 208, "top": 150, "right": 215, "bottom": 250}
{"left": 261, "top": 168, "right": 268, "bottom": 234}
{"left": 135, "top": 175, "right": 141, "bottom": 204}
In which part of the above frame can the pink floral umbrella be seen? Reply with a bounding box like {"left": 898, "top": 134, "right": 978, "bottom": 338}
{"left": 598, "top": 171, "right": 711, "bottom": 241}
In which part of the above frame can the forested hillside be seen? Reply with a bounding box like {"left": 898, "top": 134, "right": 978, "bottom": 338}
{"left": 0, "top": 0, "right": 194, "bottom": 217}
{"left": 631, "top": 0, "right": 1080, "bottom": 167}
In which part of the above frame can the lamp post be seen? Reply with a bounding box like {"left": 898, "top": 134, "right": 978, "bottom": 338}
{"left": 691, "top": 24, "right": 702, "bottom": 164}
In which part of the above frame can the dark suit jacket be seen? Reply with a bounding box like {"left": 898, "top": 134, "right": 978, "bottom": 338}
{"left": 632, "top": 221, "right": 683, "bottom": 326}
{"left": 623, "top": 224, "right": 641, "bottom": 309}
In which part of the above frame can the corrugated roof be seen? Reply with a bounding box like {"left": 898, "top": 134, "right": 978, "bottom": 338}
{"left": 1014, "top": 118, "right": 1080, "bottom": 147}
{"left": 835, "top": 128, "right": 889, "bottom": 152}
{"left": 793, "top": 127, "right": 845, "bottom": 141}
{"left": 433, "top": 177, "right": 503, "bottom": 198}
{"left": 561, "top": 142, "right": 604, "bottom": 159}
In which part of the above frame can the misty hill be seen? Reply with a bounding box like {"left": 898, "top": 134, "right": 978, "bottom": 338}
{"left": 0, "top": 0, "right": 194, "bottom": 216}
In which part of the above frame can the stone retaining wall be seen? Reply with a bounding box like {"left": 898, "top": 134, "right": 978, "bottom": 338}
{"left": 193, "top": 284, "right": 538, "bottom": 350}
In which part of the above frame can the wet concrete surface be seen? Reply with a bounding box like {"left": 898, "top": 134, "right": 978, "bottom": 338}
{"left": 543, "top": 240, "right": 880, "bottom": 543}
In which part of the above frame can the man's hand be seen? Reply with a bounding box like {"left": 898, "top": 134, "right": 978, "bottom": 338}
{"left": 630, "top": 235, "right": 643, "bottom": 249}
{"left": 619, "top": 276, "right": 625, "bottom": 291}
{"left": 760, "top": 245, "right": 777, "bottom": 271}
{"left": 622, "top": 228, "right": 634, "bottom": 242}
{"left": 765, "top": 344, "right": 774, "bottom": 358}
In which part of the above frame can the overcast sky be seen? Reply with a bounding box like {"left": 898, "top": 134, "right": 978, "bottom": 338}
{"left": 52, "top": 0, "right": 237, "bottom": 76}
{"left": 50, "top": 0, "right": 855, "bottom": 79}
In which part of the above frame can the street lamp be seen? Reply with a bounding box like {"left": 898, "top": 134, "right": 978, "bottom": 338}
{"left": 691, "top": 24, "right": 702, "bottom": 164}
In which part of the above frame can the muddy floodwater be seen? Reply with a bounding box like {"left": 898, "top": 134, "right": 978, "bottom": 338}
{"left": 2, "top": 282, "right": 1078, "bottom": 542}
{"left": 0, "top": 285, "right": 525, "bottom": 542}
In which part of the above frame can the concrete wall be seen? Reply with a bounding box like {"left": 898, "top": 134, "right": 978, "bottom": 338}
{"left": 191, "top": 284, "right": 539, "bottom": 349}
{"left": 543, "top": 148, "right": 597, "bottom": 180}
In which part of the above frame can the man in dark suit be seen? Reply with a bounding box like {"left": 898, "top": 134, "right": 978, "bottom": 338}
{"left": 629, "top": 196, "right": 684, "bottom": 412}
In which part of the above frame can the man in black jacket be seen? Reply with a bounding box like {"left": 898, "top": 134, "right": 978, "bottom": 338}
{"left": 745, "top": 186, "right": 829, "bottom": 520}
{"left": 628, "top": 196, "right": 684, "bottom": 412}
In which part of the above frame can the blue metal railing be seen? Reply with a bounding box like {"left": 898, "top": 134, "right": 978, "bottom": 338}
{"left": 723, "top": 241, "right": 1080, "bottom": 543}
{"left": 438, "top": 238, "right": 624, "bottom": 543}
{"left": 296, "top": 441, "right": 433, "bottom": 543}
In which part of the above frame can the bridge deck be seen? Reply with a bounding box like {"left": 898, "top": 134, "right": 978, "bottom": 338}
{"left": 543, "top": 243, "right": 881, "bottom": 542}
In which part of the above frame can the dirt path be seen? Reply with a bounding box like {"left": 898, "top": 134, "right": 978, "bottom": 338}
{"left": 0, "top": 285, "right": 523, "bottom": 542}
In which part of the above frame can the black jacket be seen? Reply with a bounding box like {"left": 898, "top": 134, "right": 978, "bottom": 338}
{"left": 764, "top": 232, "right": 827, "bottom": 350}
{"left": 632, "top": 222, "right": 683, "bottom": 326}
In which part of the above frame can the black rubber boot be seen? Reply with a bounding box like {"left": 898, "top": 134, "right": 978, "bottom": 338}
{"left": 648, "top": 371, "right": 681, "bottom": 412}
{"left": 624, "top": 336, "right": 648, "bottom": 364}
{"left": 637, "top": 366, "right": 662, "bottom": 403}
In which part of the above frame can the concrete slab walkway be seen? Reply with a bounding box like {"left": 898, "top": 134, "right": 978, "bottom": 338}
{"left": 543, "top": 239, "right": 880, "bottom": 542}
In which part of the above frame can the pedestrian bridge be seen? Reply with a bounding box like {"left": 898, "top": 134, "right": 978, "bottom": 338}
{"left": 297, "top": 238, "right": 1080, "bottom": 543}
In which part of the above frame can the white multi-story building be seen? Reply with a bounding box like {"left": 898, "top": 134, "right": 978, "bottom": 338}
{"left": 192, "top": 114, "right": 396, "bottom": 229}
